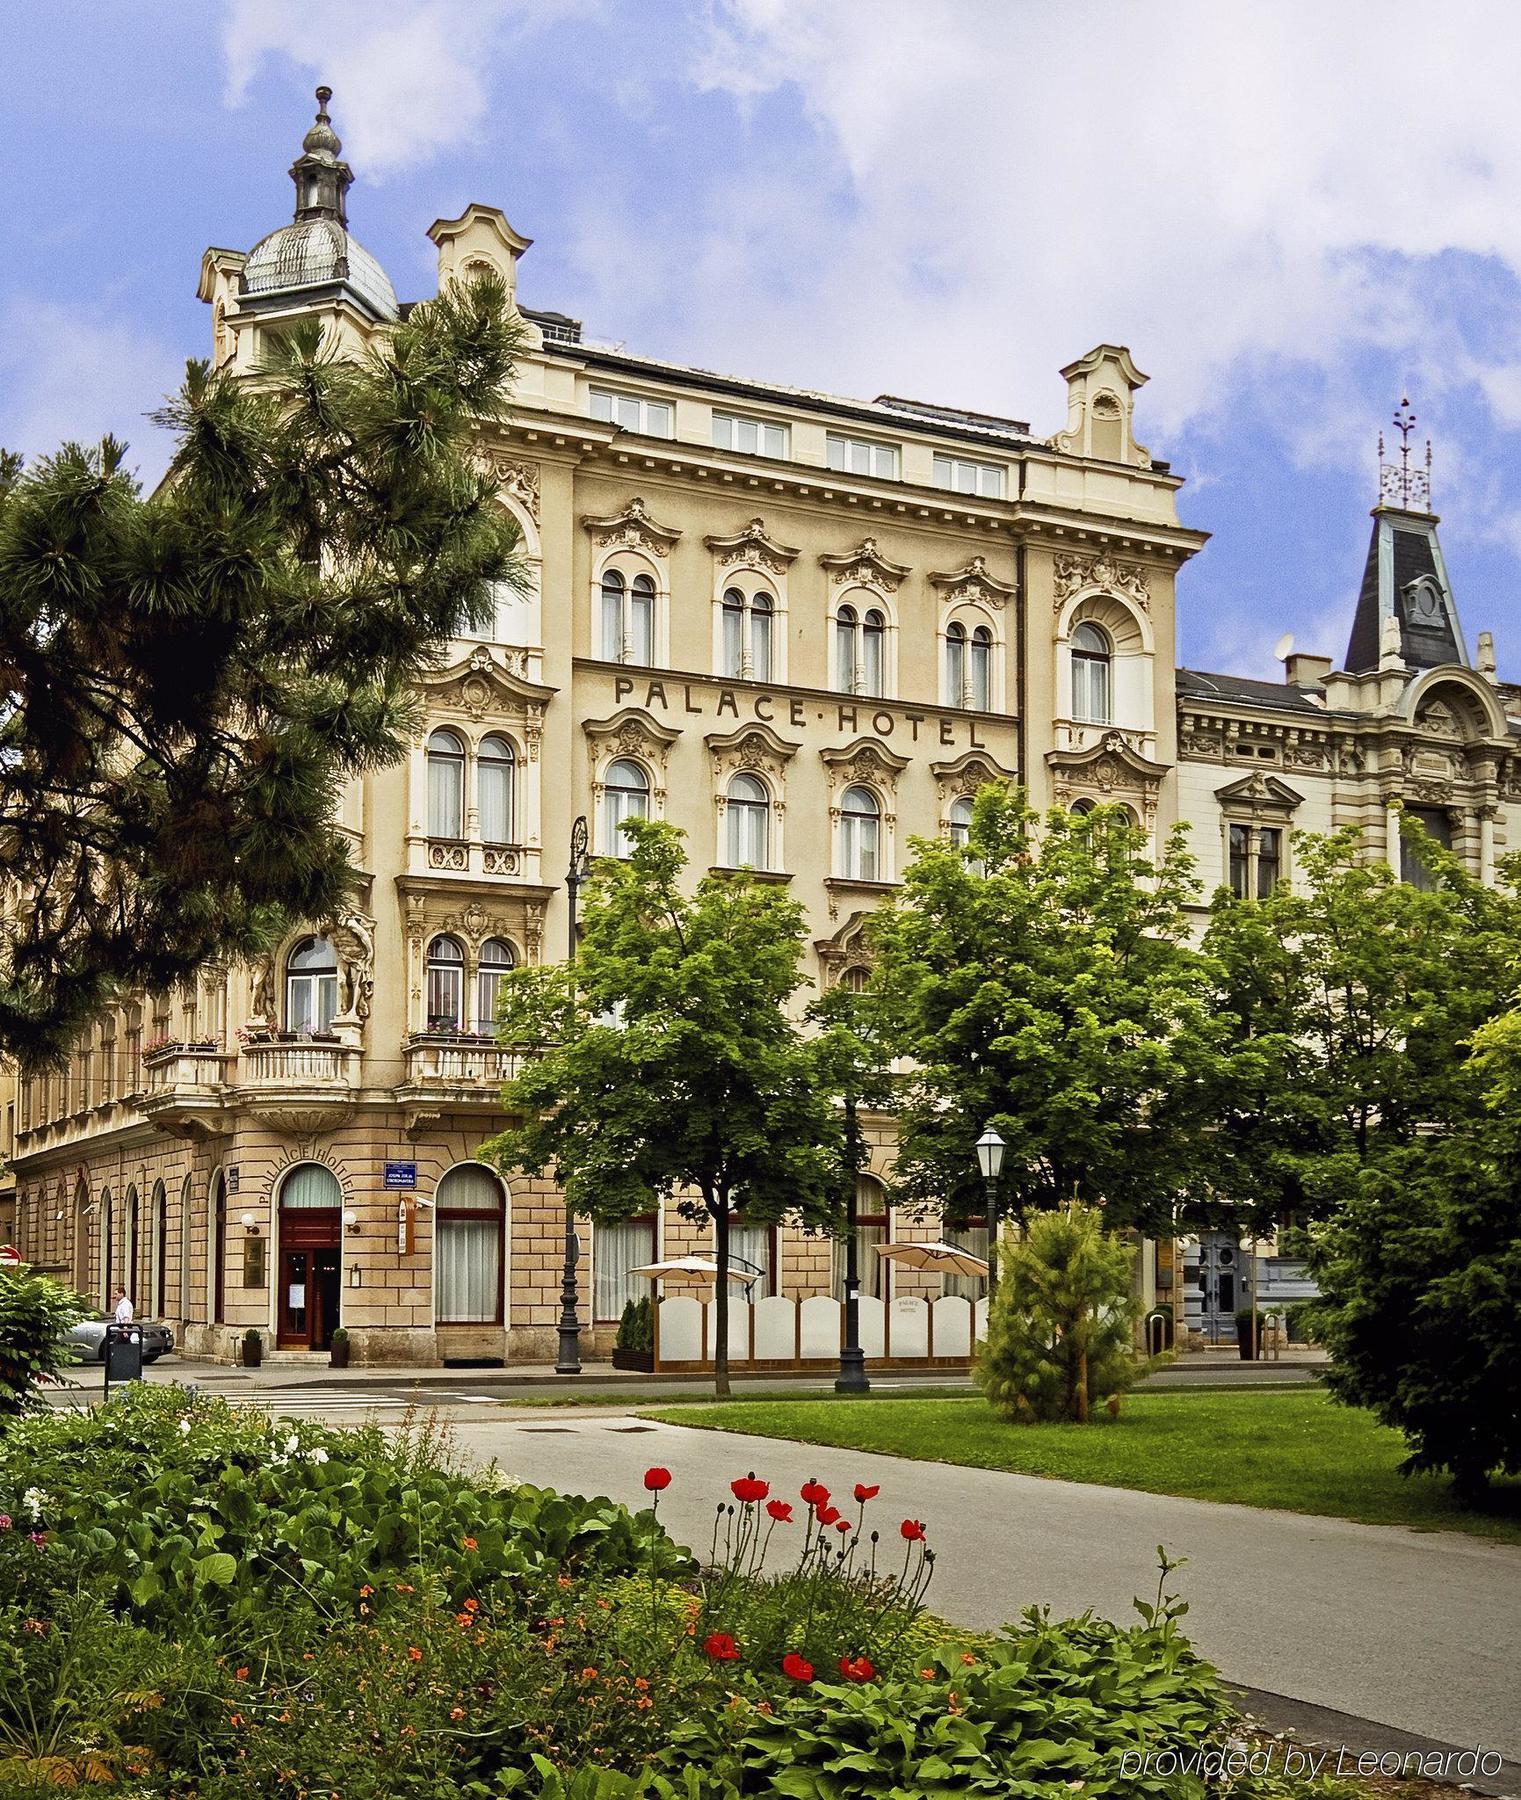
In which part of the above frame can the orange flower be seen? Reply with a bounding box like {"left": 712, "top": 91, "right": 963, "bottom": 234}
{"left": 634, "top": 1678, "right": 649, "bottom": 1692}
{"left": 462, "top": 1598, "right": 479, "bottom": 1613}
{"left": 408, "top": 1647, "right": 423, "bottom": 1663}
{"left": 450, "top": 1707, "right": 465, "bottom": 1721}
{"left": 581, "top": 1667, "right": 598, "bottom": 1682}
{"left": 234, "top": 1668, "right": 249, "bottom": 1682}
{"left": 360, "top": 1585, "right": 374, "bottom": 1598}
{"left": 636, "top": 1696, "right": 653, "bottom": 1710}
{"left": 229, "top": 1713, "right": 244, "bottom": 1727}
{"left": 960, "top": 1652, "right": 977, "bottom": 1665}
{"left": 396, "top": 1583, "right": 415, "bottom": 1594}
{"left": 462, "top": 1535, "right": 477, "bottom": 1551}
{"left": 921, "top": 1667, "right": 936, "bottom": 1680}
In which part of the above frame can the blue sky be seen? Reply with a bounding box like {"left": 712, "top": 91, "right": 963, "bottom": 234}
{"left": 5, "top": 0, "right": 1521, "bottom": 679}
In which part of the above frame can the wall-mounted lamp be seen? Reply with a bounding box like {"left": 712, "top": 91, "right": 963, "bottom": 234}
{"left": 342, "top": 1208, "right": 359, "bottom": 1235}
{"left": 348, "top": 1263, "right": 362, "bottom": 1288}
{"left": 239, "top": 1210, "right": 260, "bottom": 1235}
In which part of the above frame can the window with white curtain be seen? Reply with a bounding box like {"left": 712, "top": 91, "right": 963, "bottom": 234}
{"left": 593, "top": 1215, "right": 656, "bottom": 1321}
{"left": 835, "top": 603, "right": 886, "bottom": 696}
{"left": 720, "top": 588, "right": 774, "bottom": 679}
{"left": 476, "top": 937, "right": 514, "bottom": 1031}
{"left": 435, "top": 1164, "right": 505, "bottom": 1325}
{"left": 279, "top": 1163, "right": 342, "bottom": 1210}
{"left": 725, "top": 773, "right": 770, "bottom": 869}
{"left": 948, "top": 796, "right": 975, "bottom": 847}
{"left": 426, "top": 935, "right": 465, "bottom": 1031}
{"left": 833, "top": 1180, "right": 889, "bottom": 1300}
{"left": 478, "top": 734, "right": 515, "bottom": 845}
{"left": 725, "top": 1219, "right": 775, "bottom": 1296}
{"left": 967, "top": 625, "right": 992, "bottom": 710}
{"left": 602, "top": 759, "right": 650, "bottom": 856}
{"left": 285, "top": 936, "right": 339, "bottom": 1033}
{"left": 600, "top": 568, "right": 656, "bottom": 663}
{"left": 838, "top": 786, "right": 881, "bottom": 881}
{"left": 426, "top": 729, "right": 465, "bottom": 837}
{"left": 942, "top": 1222, "right": 990, "bottom": 1300}
{"left": 1071, "top": 622, "right": 1113, "bottom": 724}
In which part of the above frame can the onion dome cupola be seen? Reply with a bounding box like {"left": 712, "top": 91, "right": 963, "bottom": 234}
{"left": 1343, "top": 399, "right": 1466, "bottom": 674}
{"left": 240, "top": 87, "right": 399, "bottom": 324}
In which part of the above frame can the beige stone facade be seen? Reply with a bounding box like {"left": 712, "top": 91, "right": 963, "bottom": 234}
{"left": 9, "top": 99, "right": 1520, "bottom": 1362}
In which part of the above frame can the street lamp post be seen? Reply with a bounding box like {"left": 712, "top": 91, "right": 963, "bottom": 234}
{"left": 835, "top": 1091, "right": 870, "bottom": 1394}
{"left": 975, "top": 1125, "right": 1006, "bottom": 1303}
{"left": 555, "top": 816, "right": 592, "bottom": 1377}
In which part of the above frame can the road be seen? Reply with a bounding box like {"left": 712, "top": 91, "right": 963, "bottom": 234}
{"left": 434, "top": 1409, "right": 1521, "bottom": 1772}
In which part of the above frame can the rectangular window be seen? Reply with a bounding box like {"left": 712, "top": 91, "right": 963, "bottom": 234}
{"left": 1256, "top": 827, "right": 1282, "bottom": 898}
{"left": 932, "top": 453, "right": 1004, "bottom": 498}
{"left": 593, "top": 1216, "right": 656, "bottom": 1322}
{"left": 1401, "top": 806, "right": 1453, "bottom": 891}
{"left": 1228, "top": 823, "right": 1251, "bottom": 899}
{"left": 826, "top": 432, "right": 900, "bottom": 480}
{"left": 589, "top": 387, "right": 673, "bottom": 438}
{"left": 726, "top": 1220, "right": 776, "bottom": 1297}
{"left": 712, "top": 410, "right": 789, "bottom": 458}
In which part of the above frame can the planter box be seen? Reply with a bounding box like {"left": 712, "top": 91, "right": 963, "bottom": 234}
{"left": 329, "top": 1340, "right": 351, "bottom": 1370}
{"left": 611, "top": 1347, "right": 654, "bottom": 1372}
{"left": 243, "top": 1341, "right": 263, "bottom": 1368}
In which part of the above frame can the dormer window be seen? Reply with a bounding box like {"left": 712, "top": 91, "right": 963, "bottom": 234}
{"left": 590, "top": 388, "right": 673, "bottom": 437}
{"left": 826, "top": 433, "right": 899, "bottom": 480}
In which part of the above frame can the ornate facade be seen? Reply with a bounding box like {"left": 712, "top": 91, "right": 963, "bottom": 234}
{"left": 9, "top": 98, "right": 1519, "bottom": 1362}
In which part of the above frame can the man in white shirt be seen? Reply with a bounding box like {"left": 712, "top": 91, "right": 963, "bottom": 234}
{"left": 113, "top": 1286, "right": 134, "bottom": 1326}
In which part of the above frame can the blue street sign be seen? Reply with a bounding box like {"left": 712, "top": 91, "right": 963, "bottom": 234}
{"left": 383, "top": 1161, "right": 417, "bottom": 1190}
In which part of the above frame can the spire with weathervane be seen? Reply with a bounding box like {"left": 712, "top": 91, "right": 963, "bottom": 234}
{"left": 1343, "top": 397, "right": 1467, "bottom": 675}
{"left": 290, "top": 86, "right": 353, "bottom": 227}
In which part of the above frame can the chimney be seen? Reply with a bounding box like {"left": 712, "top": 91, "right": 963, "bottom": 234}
{"left": 1284, "top": 652, "right": 1333, "bottom": 688}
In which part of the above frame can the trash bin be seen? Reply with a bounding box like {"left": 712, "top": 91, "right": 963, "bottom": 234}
{"left": 104, "top": 1323, "right": 144, "bottom": 1391}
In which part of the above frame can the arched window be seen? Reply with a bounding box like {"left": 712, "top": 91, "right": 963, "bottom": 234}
{"left": 279, "top": 1163, "right": 342, "bottom": 1209}
{"left": 152, "top": 1179, "right": 167, "bottom": 1317}
{"left": 601, "top": 568, "right": 656, "bottom": 664}
{"left": 426, "top": 728, "right": 465, "bottom": 837}
{"left": 968, "top": 626, "right": 992, "bottom": 711}
{"left": 721, "top": 588, "right": 774, "bottom": 680}
{"left": 476, "top": 937, "right": 514, "bottom": 1031}
{"left": 286, "top": 935, "right": 339, "bottom": 1034}
{"left": 426, "top": 935, "right": 465, "bottom": 1031}
{"left": 210, "top": 1173, "right": 226, "bottom": 1324}
{"left": 1071, "top": 622, "right": 1112, "bottom": 724}
{"left": 839, "top": 785, "right": 881, "bottom": 881}
{"left": 725, "top": 773, "right": 770, "bottom": 869}
{"left": 478, "top": 734, "right": 515, "bottom": 845}
{"left": 100, "top": 1188, "right": 114, "bottom": 1309}
{"left": 177, "top": 1173, "right": 193, "bottom": 1323}
{"left": 435, "top": 1164, "right": 505, "bottom": 1325}
{"left": 602, "top": 758, "right": 650, "bottom": 856}
{"left": 944, "top": 621, "right": 966, "bottom": 705}
{"left": 125, "top": 1186, "right": 140, "bottom": 1308}
{"left": 835, "top": 604, "right": 886, "bottom": 696}
{"left": 949, "top": 796, "right": 975, "bottom": 847}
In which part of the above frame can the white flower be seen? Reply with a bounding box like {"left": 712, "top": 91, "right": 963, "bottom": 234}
{"left": 284, "top": 1433, "right": 300, "bottom": 1454}
{"left": 22, "top": 1487, "right": 48, "bottom": 1520}
{"left": 308, "top": 1447, "right": 329, "bottom": 1465}
{"left": 178, "top": 1418, "right": 193, "bottom": 1436}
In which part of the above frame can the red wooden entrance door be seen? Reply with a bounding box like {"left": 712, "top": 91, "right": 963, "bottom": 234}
{"left": 277, "top": 1209, "right": 341, "bottom": 1349}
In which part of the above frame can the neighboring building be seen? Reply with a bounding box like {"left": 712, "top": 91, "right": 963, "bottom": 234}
{"left": 9, "top": 94, "right": 1519, "bottom": 1360}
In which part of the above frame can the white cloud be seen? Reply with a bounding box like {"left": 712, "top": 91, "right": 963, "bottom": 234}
{"left": 222, "top": 0, "right": 585, "bottom": 178}
{"left": 0, "top": 300, "right": 182, "bottom": 489}
{"left": 676, "top": 0, "right": 1521, "bottom": 460}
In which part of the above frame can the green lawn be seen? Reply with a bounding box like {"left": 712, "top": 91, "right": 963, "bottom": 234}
{"left": 642, "top": 1389, "right": 1521, "bottom": 1543}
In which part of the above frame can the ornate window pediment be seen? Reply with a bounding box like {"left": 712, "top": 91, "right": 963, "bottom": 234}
{"left": 930, "top": 749, "right": 1018, "bottom": 808}
{"left": 704, "top": 516, "right": 800, "bottom": 575}
{"left": 581, "top": 496, "right": 682, "bottom": 559}
{"left": 706, "top": 722, "right": 801, "bottom": 785}
{"left": 583, "top": 707, "right": 681, "bottom": 774}
{"left": 1046, "top": 730, "right": 1169, "bottom": 826}
{"left": 821, "top": 736, "right": 910, "bottom": 803}
{"left": 417, "top": 648, "right": 553, "bottom": 753}
{"left": 1213, "top": 772, "right": 1305, "bottom": 818}
{"left": 930, "top": 556, "right": 1016, "bottom": 612}
{"left": 819, "top": 537, "right": 910, "bottom": 594}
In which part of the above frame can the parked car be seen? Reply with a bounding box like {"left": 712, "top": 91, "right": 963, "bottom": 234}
{"left": 64, "top": 1313, "right": 175, "bottom": 1364}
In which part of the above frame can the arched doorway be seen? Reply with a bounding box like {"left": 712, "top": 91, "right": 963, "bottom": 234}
{"left": 124, "top": 1186, "right": 140, "bottom": 1311}
{"left": 177, "top": 1174, "right": 193, "bottom": 1324}
{"left": 71, "top": 1180, "right": 91, "bottom": 1296}
{"left": 100, "top": 1189, "right": 114, "bottom": 1310}
{"left": 151, "top": 1180, "right": 167, "bottom": 1318}
{"left": 277, "top": 1164, "right": 343, "bottom": 1350}
{"left": 208, "top": 1171, "right": 227, "bottom": 1326}
{"left": 434, "top": 1164, "right": 506, "bottom": 1327}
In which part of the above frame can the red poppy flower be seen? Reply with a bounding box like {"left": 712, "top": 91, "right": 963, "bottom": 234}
{"left": 853, "top": 1483, "right": 880, "bottom": 1503}
{"left": 838, "top": 1655, "right": 875, "bottom": 1682}
{"left": 814, "top": 1503, "right": 841, "bottom": 1526}
{"left": 731, "top": 1475, "right": 769, "bottom": 1504}
{"left": 900, "top": 1518, "right": 927, "bottom": 1542}
{"left": 833, "top": 1518, "right": 851, "bottom": 1535}
{"left": 643, "top": 1467, "right": 673, "bottom": 1492}
{"left": 766, "top": 1499, "right": 794, "bottom": 1522}
{"left": 781, "top": 1652, "right": 814, "bottom": 1683}
{"left": 703, "top": 1632, "right": 741, "bottom": 1662}
{"left": 800, "top": 1479, "right": 830, "bottom": 1509}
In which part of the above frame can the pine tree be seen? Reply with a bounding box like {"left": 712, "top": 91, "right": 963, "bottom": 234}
{"left": 0, "top": 276, "right": 525, "bottom": 1065}
{"left": 976, "top": 1201, "right": 1143, "bottom": 1423}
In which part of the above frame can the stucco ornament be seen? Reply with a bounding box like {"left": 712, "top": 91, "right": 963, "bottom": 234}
{"left": 1052, "top": 551, "right": 1150, "bottom": 613}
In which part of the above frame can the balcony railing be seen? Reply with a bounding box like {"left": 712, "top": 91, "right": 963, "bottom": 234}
{"left": 241, "top": 1041, "right": 360, "bottom": 1088}
{"left": 400, "top": 1034, "right": 530, "bottom": 1091}
{"left": 143, "top": 1044, "right": 231, "bottom": 1095}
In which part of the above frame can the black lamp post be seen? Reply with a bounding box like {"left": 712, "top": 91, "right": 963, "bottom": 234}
{"left": 975, "top": 1125, "right": 1006, "bottom": 1302}
{"left": 555, "top": 816, "right": 592, "bottom": 1377}
{"left": 835, "top": 1090, "right": 870, "bottom": 1394}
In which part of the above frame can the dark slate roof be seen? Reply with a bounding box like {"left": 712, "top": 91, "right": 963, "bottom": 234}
{"left": 1176, "top": 668, "right": 1330, "bottom": 714}
{"left": 1344, "top": 510, "right": 1466, "bottom": 673}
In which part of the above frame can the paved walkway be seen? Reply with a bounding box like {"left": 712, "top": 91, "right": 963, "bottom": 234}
{"left": 440, "top": 1410, "right": 1521, "bottom": 1768}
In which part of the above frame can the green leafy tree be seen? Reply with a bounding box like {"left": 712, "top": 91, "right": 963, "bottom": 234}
{"left": 0, "top": 276, "right": 525, "bottom": 1065}
{"left": 482, "top": 818, "right": 846, "bottom": 1396}
{"left": 868, "top": 787, "right": 1216, "bottom": 1236}
{"left": 0, "top": 1268, "right": 88, "bottom": 1420}
{"left": 976, "top": 1201, "right": 1143, "bottom": 1422}
{"left": 1201, "top": 821, "right": 1521, "bottom": 1229}
{"left": 1309, "top": 1006, "right": 1521, "bottom": 1498}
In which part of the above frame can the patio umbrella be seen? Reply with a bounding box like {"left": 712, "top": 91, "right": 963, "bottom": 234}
{"left": 876, "top": 1241, "right": 989, "bottom": 1278}
{"left": 627, "top": 1257, "right": 758, "bottom": 1286}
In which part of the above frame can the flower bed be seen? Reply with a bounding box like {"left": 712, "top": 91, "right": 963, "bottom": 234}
{"left": 0, "top": 1388, "right": 1366, "bottom": 1797}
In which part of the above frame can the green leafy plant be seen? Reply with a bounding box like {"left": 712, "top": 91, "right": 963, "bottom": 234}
{"left": 977, "top": 1202, "right": 1144, "bottom": 1423}
{"left": 0, "top": 1270, "right": 87, "bottom": 1421}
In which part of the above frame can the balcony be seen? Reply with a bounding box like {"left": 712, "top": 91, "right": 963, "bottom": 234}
{"left": 415, "top": 837, "right": 542, "bottom": 881}
{"left": 140, "top": 1043, "right": 235, "bottom": 1140}
{"left": 394, "top": 1033, "right": 531, "bottom": 1135}
{"left": 235, "top": 1036, "right": 362, "bottom": 1137}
